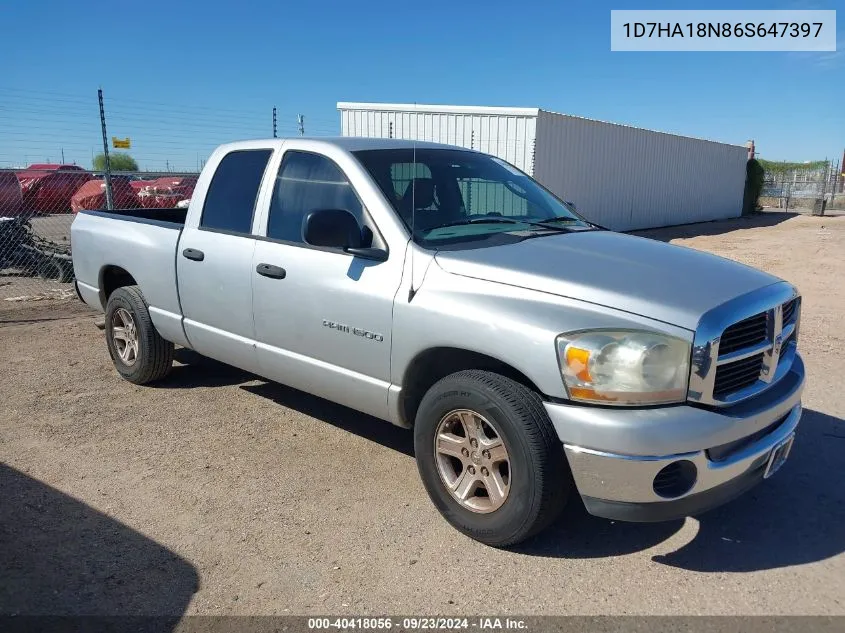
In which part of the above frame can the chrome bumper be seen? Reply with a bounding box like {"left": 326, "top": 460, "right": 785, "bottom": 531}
{"left": 544, "top": 354, "right": 805, "bottom": 521}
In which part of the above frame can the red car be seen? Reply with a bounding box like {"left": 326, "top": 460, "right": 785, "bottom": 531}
{"left": 137, "top": 175, "right": 198, "bottom": 209}
{"left": 16, "top": 164, "right": 92, "bottom": 215}
{"left": 71, "top": 176, "right": 140, "bottom": 213}
{"left": 0, "top": 171, "right": 23, "bottom": 217}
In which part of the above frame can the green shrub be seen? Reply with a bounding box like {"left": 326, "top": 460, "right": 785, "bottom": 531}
{"left": 742, "top": 158, "right": 765, "bottom": 215}
{"left": 93, "top": 152, "right": 138, "bottom": 172}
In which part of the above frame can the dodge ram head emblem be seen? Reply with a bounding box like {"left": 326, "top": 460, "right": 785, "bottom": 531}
{"left": 773, "top": 334, "right": 783, "bottom": 355}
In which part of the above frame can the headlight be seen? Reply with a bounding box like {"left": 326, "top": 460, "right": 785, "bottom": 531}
{"left": 556, "top": 330, "right": 691, "bottom": 405}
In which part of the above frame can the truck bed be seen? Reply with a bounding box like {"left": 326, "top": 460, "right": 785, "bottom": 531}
{"left": 71, "top": 208, "right": 185, "bottom": 327}
{"left": 81, "top": 207, "right": 188, "bottom": 226}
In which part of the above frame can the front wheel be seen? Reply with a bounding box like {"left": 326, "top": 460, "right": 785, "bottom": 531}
{"left": 414, "top": 370, "right": 571, "bottom": 547}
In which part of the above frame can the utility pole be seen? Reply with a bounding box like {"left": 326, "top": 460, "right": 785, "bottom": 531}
{"left": 98, "top": 88, "right": 114, "bottom": 210}
{"left": 272, "top": 107, "right": 277, "bottom": 138}
{"left": 61, "top": 148, "right": 65, "bottom": 164}
{"left": 297, "top": 114, "right": 305, "bottom": 136}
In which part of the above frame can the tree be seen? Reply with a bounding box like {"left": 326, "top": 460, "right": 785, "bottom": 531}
{"left": 93, "top": 152, "right": 138, "bottom": 172}
{"left": 742, "top": 158, "right": 765, "bottom": 216}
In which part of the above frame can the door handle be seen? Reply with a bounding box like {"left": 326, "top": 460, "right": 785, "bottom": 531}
{"left": 256, "top": 263, "right": 286, "bottom": 279}
{"left": 182, "top": 248, "right": 205, "bottom": 261}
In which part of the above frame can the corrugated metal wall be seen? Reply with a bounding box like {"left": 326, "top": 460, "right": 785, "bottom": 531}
{"left": 339, "top": 105, "right": 538, "bottom": 174}
{"left": 533, "top": 110, "right": 747, "bottom": 231}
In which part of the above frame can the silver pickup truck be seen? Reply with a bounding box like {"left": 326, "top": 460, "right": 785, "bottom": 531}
{"left": 72, "top": 137, "right": 805, "bottom": 546}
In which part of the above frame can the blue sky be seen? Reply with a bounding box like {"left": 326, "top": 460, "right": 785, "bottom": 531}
{"left": 1, "top": 0, "right": 841, "bottom": 170}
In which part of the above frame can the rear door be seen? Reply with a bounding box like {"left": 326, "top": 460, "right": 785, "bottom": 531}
{"left": 177, "top": 148, "right": 273, "bottom": 372}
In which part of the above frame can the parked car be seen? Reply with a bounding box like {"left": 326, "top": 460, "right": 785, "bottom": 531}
{"left": 70, "top": 138, "right": 804, "bottom": 546}
{"left": 16, "top": 164, "right": 92, "bottom": 215}
{"left": 71, "top": 176, "right": 140, "bottom": 213}
{"left": 136, "top": 175, "right": 198, "bottom": 209}
{"left": 0, "top": 171, "right": 23, "bottom": 217}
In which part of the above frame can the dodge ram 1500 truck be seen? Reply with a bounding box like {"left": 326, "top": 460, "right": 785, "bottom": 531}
{"left": 71, "top": 137, "right": 805, "bottom": 546}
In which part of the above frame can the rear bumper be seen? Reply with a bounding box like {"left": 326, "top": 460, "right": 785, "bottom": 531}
{"left": 544, "top": 354, "right": 805, "bottom": 521}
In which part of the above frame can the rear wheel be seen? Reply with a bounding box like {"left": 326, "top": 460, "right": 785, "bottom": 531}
{"left": 105, "top": 285, "right": 173, "bottom": 384}
{"left": 414, "top": 370, "right": 571, "bottom": 547}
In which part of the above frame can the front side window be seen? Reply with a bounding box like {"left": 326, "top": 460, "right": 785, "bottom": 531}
{"left": 268, "top": 151, "right": 365, "bottom": 243}
{"left": 200, "top": 149, "right": 272, "bottom": 233}
{"left": 353, "top": 148, "right": 589, "bottom": 248}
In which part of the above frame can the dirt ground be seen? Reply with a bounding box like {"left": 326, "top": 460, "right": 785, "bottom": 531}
{"left": 1, "top": 211, "right": 844, "bottom": 616}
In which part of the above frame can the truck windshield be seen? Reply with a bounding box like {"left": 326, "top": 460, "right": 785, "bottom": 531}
{"left": 353, "top": 148, "right": 591, "bottom": 248}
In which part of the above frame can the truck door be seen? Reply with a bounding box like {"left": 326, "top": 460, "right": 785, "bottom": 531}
{"left": 251, "top": 149, "right": 403, "bottom": 420}
{"left": 176, "top": 148, "right": 273, "bottom": 373}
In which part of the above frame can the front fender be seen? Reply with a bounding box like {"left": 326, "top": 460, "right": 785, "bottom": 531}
{"left": 390, "top": 262, "right": 693, "bottom": 400}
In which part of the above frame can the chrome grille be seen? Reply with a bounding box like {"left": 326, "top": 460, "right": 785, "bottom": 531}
{"left": 713, "top": 352, "right": 765, "bottom": 399}
{"left": 782, "top": 298, "right": 798, "bottom": 325}
{"left": 688, "top": 284, "right": 800, "bottom": 407}
{"left": 718, "top": 312, "right": 768, "bottom": 355}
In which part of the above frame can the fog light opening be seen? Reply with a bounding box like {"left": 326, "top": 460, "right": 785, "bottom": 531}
{"left": 652, "top": 460, "right": 697, "bottom": 499}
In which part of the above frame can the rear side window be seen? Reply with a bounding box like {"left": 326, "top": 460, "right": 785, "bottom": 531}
{"left": 200, "top": 149, "right": 272, "bottom": 233}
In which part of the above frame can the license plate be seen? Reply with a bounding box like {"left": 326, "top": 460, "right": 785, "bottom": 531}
{"left": 764, "top": 434, "right": 795, "bottom": 479}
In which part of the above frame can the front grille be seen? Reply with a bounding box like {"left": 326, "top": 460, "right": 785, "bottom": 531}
{"left": 713, "top": 352, "right": 764, "bottom": 398}
{"left": 719, "top": 312, "right": 768, "bottom": 355}
{"left": 782, "top": 298, "right": 798, "bottom": 325}
{"left": 689, "top": 288, "right": 801, "bottom": 405}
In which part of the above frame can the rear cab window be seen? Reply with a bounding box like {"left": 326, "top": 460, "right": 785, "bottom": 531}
{"left": 200, "top": 149, "right": 273, "bottom": 234}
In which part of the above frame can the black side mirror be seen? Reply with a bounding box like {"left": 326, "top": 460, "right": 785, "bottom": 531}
{"left": 303, "top": 209, "right": 388, "bottom": 261}
{"left": 303, "top": 209, "right": 362, "bottom": 249}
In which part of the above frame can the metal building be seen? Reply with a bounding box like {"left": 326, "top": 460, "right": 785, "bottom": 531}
{"left": 338, "top": 102, "right": 748, "bottom": 231}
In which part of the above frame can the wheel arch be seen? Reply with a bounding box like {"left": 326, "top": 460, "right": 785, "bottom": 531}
{"left": 99, "top": 265, "right": 138, "bottom": 306}
{"left": 399, "top": 346, "right": 545, "bottom": 427}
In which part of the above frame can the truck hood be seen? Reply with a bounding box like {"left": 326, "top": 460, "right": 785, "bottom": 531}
{"left": 434, "top": 230, "right": 781, "bottom": 330}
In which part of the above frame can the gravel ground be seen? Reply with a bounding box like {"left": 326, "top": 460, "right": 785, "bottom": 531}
{"left": 1, "top": 212, "right": 844, "bottom": 616}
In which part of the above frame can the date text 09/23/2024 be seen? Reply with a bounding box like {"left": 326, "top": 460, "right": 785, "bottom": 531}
{"left": 307, "top": 618, "right": 528, "bottom": 631}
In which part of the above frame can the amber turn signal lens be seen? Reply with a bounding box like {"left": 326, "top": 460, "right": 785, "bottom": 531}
{"left": 565, "top": 346, "right": 592, "bottom": 383}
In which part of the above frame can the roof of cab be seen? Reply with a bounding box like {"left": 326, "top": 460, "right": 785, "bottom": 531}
{"left": 216, "top": 136, "right": 472, "bottom": 153}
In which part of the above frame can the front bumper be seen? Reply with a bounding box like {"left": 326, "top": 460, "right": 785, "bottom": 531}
{"left": 544, "top": 353, "right": 805, "bottom": 522}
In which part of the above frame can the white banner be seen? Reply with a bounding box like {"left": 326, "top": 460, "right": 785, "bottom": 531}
{"left": 611, "top": 10, "right": 836, "bottom": 51}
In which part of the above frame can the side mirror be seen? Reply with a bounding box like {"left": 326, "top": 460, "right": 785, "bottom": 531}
{"left": 303, "top": 209, "right": 362, "bottom": 249}
{"left": 302, "top": 209, "right": 388, "bottom": 261}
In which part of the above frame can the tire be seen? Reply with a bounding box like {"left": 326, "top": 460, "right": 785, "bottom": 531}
{"left": 104, "top": 285, "right": 174, "bottom": 384}
{"left": 414, "top": 370, "right": 571, "bottom": 547}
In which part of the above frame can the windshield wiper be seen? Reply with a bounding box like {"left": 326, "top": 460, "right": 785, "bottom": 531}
{"left": 425, "top": 217, "right": 576, "bottom": 233}
{"left": 541, "top": 216, "right": 608, "bottom": 231}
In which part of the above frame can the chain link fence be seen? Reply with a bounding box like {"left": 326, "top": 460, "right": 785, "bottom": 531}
{"left": 0, "top": 168, "right": 199, "bottom": 302}
{"left": 0, "top": 87, "right": 343, "bottom": 314}
{"left": 760, "top": 160, "right": 844, "bottom": 213}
